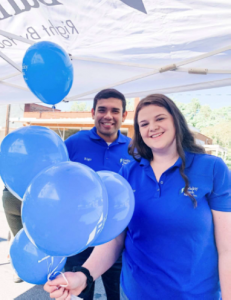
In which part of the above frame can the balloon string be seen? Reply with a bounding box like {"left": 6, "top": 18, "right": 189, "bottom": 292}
{"left": 50, "top": 270, "right": 68, "bottom": 287}
{"left": 52, "top": 105, "right": 63, "bottom": 140}
{"left": 37, "top": 255, "right": 66, "bottom": 282}
{"left": 38, "top": 255, "right": 50, "bottom": 263}
{"left": 71, "top": 295, "right": 82, "bottom": 299}
{"left": 50, "top": 270, "right": 82, "bottom": 299}
{"left": 38, "top": 256, "right": 82, "bottom": 299}
{"left": 50, "top": 267, "right": 83, "bottom": 299}
{"left": 48, "top": 257, "right": 66, "bottom": 282}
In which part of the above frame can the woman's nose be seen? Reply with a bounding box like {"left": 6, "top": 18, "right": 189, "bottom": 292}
{"left": 149, "top": 123, "right": 159, "bottom": 132}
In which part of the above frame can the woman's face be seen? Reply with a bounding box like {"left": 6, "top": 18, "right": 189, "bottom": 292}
{"left": 137, "top": 105, "right": 177, "bottom": 155}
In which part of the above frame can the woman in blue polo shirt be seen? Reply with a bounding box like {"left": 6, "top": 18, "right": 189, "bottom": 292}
{"left": 44, "top": 94, "right": 231, "bottom": 300}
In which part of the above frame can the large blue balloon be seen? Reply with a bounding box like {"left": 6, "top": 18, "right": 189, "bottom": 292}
{"left": 0, "top": 126, "right": 69, "bottom": 200}
{"left": 91, "top": 171, "right": 135, "bottom": 246}
{"left": 22, "top": 41, "right": 73, "bottom": 105}
{"left": 22, "top": 162, "right": 108, "bottom": 257}
{"left": 10, "top": 229, "right": 66, "bottom": 285}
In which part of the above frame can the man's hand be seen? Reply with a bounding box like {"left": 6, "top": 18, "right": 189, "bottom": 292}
{"left": 44, "top": 271, "right": 87, "bottom": 299}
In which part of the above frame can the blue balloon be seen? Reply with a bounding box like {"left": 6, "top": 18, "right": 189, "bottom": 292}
{"left": 10, "top": 229, "right": 66, "bottom": 285}
{"left": 0, "top": 126, "right": 69, "bottom": 200}
{"left": 91, "top": 171, "right": 135, "bottom": 246}
{"left": 22, "top": 162, "right": 108, "bottom": 257}
{"left": 22, "top": 41, "right": 73, "bottom": 105}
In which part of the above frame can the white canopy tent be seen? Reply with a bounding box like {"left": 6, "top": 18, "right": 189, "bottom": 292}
{"left": 0, "top": 0, "right": 231, "bottom": 105}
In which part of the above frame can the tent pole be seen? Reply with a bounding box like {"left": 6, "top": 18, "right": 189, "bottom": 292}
{"left": 0, "top": 50, "right": 22, "bottom": 72}
{"left": 5, "top": 104, "right": 11, "bottom": 136}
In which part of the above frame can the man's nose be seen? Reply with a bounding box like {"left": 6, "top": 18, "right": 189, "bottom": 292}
{"left": 104, "top": 111, "right": 113, "bottom": 119}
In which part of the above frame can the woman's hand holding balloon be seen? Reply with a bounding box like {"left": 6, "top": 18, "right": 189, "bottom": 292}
{"left": 44, "top": 272, "right": 87, "bottom": 299}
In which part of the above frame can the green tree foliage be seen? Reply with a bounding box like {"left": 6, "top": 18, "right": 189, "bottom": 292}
{"left": 202, "top": 121, "right": 231, "bottom": 148}
{"left": 175, "top": 99, "right": 231, "bottom": 168}
{"left": 126, "top": 99, "right": 135, "bottom": 111}
{"left": 175, "top": 99, "right": 231, "bottom": 129}
{"left": 71, "top": 101, "right": 92, "bottom": 112}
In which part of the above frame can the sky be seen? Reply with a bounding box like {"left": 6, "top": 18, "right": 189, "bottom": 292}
{"left": 54, "top": 85, "right": 231, "bottom": 112}
{"left": 169, "top": 86, "right": 231, "bottom": 109}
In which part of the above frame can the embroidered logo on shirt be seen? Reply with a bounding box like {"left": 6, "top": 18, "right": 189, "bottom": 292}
{"left": 180, "top": 186, "right": 198, "bottom": 197}
{"left": 120, "top": 158, "right": 131, "bottom": 165}
{"left": 84, "top": 157, "right": 92, "bottom": 161}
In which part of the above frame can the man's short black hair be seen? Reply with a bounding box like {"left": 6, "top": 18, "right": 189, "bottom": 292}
{"left": 93, "top": 89, "right": 126, "bottom": 113}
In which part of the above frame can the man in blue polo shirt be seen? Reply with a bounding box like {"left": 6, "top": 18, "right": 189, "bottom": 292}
{"left": 64, "top": 89, "right": 133, "bottom": 300}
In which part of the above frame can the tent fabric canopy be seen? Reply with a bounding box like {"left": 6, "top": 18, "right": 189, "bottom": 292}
{"left": 0, "top": 0, "right": 231, "bottom": 105}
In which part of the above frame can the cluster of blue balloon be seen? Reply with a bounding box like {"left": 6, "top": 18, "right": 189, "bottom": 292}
{"left": 10, "top": 229, "right": 67, "bottom": 285}
{"left": 0, "top": 126, "right": 135, "bottom": 284}
{"left": 22, "top": 41, "right": 73, "bottom": 105}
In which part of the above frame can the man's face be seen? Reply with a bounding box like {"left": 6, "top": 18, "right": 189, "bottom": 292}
{"left": 92, "top": 98, "right": 127, "bottom": 142}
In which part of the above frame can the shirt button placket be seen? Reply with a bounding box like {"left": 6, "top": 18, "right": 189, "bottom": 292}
{"left": 157, "top": 185, "right": 160, "bottom": 197}
{"left": 157, "top": 180, "right": 164, "bottom": 197}
{"left": 105, "top": 147, "right": 109, "bottom": 164}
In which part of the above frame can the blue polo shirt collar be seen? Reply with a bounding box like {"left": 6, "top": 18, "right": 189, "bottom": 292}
{"left": 139, "top": 151, "right": 194, "bottom": 169}
{"left": 89, "top": 127, "right": 127, "bottom": 144}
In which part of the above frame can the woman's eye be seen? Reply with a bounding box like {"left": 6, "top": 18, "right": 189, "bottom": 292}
{"left": 157, "top": 118, "right": 164, "bottom": 121}
{"left": 140, "top": 123, "right": 148, "bottom": 127}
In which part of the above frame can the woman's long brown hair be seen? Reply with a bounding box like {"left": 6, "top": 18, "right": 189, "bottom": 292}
{"left": 129, "top": 94, "right": 205, "bottom": 207}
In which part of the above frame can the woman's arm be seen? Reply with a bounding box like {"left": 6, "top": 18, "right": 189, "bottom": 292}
{"left": 44, "top": 230, "right": 126, "bottom": 299}
{"left": 83, "top": 229, "right": 126, "bottom": 280}
{"left": 212, "top": 210, "right": 231, "bottom": 300}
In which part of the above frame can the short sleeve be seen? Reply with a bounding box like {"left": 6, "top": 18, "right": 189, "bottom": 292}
{"left": 208, "top": 157, "right": 231, "bottom": 212}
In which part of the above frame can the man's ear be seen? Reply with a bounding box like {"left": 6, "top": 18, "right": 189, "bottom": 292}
{"left": 91, "top": 108, "right": 95, "bottom": 119}
{"left": 122, "top": 111, "right": 128, "bottom": 122}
